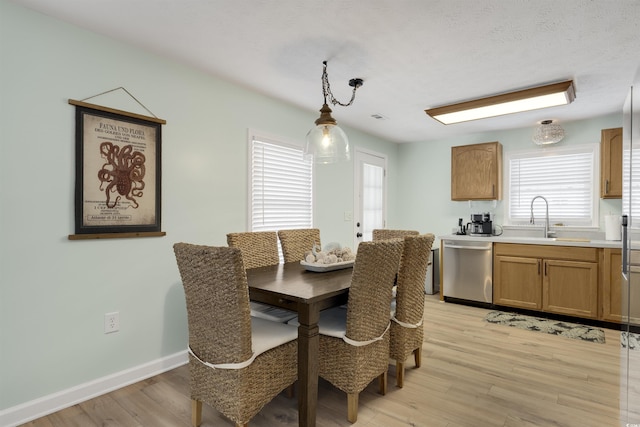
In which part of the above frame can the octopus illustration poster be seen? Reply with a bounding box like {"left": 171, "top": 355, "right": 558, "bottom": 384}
{"left": 71, "top": 102, "right": 164, "bottom": 235}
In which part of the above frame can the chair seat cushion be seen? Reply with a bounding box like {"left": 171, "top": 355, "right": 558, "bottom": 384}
{"left": 250, "top": 301, "right": 297, "bottom": 323}
{"left": 251, "top": 317, "right": 298, "bottom": 357}
{"left": 288, "top": 306, "right": 347, "bottom": 339}
{"left": 188, "top": 316, "right": 298, "bottom": 371}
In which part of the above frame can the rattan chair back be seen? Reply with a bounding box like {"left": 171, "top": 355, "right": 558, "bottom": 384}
{"left": 394, "top": 233, "right": 435, "bottom": 326}
{"left": 345, "top": 239, "right": 404, "bottom": 342}
{"left": 226, "top": 231, "right": 279, "bottom": 269}
{"left": 173, "top": 244, "right": 253, "bottom": 367}
{"left": 277, "top": 228, "right": 321, "bottom": 263}
{"left": 372, "top": 229, "right": 419, "bottom": 241}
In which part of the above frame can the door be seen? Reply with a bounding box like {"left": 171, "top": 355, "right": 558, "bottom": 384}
{"left": 542, "top": 259, "right": 598, "bottom": 319}
{"left": 621, "top": 66, "right": 640, "bottom": 425}
{"left": 494, "top": 255, "right": 542, "bottom": 310}
{"left": 354, "top": 149, "right": 386, "bottom": 246}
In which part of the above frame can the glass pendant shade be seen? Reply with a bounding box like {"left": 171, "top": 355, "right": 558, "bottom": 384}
{"left": 304, "top": 103, "right": 350, "bottom": 164}
{"left": 532, "top": 119, "right": 565, "bottom": 145}
{"left": 304, "top": 123, "right": 350, "bottom": 164}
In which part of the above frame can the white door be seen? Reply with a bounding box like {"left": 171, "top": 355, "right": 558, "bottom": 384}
{"left": 354, "top": 149, "right": 387, "bottom": 246}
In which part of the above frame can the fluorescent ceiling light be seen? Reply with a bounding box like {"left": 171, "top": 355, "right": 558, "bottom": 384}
{"left": 425, "top": 81, "right": 575, "bottom": 125}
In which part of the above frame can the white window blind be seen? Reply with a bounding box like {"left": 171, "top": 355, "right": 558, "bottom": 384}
{"left": 250, "top": 136, "right": 313, "bottom": 232}
{"left": 623, "top": 143, "right": 640, "bottom": 228}
{"left": 507, "top": 145, "right": 598, "bottom": 227}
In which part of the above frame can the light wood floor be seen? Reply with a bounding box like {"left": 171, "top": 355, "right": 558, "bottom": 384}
{"left": 22, "top": 295, "right": 629, "bottom": 427}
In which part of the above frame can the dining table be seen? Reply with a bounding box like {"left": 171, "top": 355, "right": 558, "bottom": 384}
{"left": 245, "top": 261, "right": 354, "bottom": 427}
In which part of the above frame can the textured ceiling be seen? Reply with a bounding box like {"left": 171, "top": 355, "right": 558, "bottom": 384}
{"left": 10, "top": 0, "right": 640, "bottom": 143}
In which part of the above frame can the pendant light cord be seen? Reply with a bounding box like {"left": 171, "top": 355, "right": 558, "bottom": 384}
{"left": 321, "top": 61, "right": 362, "bottom": 107}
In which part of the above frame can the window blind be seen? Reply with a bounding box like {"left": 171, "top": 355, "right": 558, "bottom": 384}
{"left": 250, "top": 137, "right": 313, "bottom": 232}
{"left": 507, "top": 145, "right": 597, "bottom": 226}
{"left": 623, "top": 145, "right": 640, "bottom": 228}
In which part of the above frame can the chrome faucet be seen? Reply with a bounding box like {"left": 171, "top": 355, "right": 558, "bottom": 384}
{"left": 530, "top": 196, "right": 555, "bottom": 238}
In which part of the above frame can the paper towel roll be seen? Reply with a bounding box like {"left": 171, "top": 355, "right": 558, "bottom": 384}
{"left": 605, "top": 215, "right": 621, "bottom": 241}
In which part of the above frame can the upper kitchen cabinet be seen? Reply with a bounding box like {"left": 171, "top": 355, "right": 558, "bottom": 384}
{"left": 451, "top": 141, "right": 502, "bottom": 200}
{"left": 600, "top": 127, "right": 622, "bottom": 199}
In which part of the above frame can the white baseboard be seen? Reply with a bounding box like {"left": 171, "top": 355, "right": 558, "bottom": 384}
{"left": 0, "top": 350, "right": 188, "bottom": 427}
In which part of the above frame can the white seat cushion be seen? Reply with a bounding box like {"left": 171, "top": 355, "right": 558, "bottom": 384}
{"left": 251, "top": 317, "right": 298, "bottom": 357}
{"left": 189, "top": 316, "right": 297, "bottom": 370}
{"left": 288, "top": 306, "right": 347, "bottom": 339}
{"left": 250, "top": 301, "right": 297, "bottom": 323}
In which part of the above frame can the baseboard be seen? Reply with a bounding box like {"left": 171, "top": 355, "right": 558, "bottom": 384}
{"left": 0, "top": 350, "right": 188, "bottom": 427}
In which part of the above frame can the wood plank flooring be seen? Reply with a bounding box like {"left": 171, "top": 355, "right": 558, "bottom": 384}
{"left": 21, "top": 295, "right": 627, "bottom": 427}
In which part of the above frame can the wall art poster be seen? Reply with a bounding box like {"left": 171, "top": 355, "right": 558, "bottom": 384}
{"left": 73, "top": 103, "right": 163, "bottom": 234}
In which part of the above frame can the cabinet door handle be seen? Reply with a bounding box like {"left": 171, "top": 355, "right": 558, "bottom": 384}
{"left": 605, "top": 179, "right": 610, "bottom": 194}
{"left": 544, "top": 261, "right": 548, "bottom": 277}
{"left": 537, "top": 260, "right": 541, "bottom": 275}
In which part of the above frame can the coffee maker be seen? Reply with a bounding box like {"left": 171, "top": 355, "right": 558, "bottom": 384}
{"left": 469, "top": 212, "right": 493, "bottom": 236}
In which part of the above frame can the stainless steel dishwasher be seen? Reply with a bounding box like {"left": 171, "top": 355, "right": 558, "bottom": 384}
{"left": 442, "top": 239, "right": 492, "bottom": 303}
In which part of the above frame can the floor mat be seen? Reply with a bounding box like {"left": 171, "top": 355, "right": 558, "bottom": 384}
{"left": 485, "top": 311, "right": 605, "bottom": 344}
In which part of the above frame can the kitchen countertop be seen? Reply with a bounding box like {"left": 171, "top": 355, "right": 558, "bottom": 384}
{"left": 439, "top": 234, "right": 622, "bottom": 249}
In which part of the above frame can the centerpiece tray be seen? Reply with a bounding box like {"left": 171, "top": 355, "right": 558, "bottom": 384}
{"left": 300, "top": 260, "right": 354, "bottom": 272}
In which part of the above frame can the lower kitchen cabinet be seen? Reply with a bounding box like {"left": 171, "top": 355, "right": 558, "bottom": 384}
{"left": 601, "top": 247, "right": 640, "bottom": 324}
{"left": 494, "top": 255, "right": 541, "bottom": 310}
{"left": 601, "top": 248, "right": 622, "bottom": 322}
{"left": 543, "top": 259, "right": 598, "bottom": 318}
{"left": 494, "top": 243, "right": 599, "bottom": 319}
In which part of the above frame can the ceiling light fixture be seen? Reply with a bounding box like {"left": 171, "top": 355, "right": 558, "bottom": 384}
{"left": 425, "top": 80, "right": 575, "bottom": 125}
{"left": 532, "top": 119, "right": 565, "bottom": 145}
{"left": 304, "top": 61, "right": 363, "bottom": 164}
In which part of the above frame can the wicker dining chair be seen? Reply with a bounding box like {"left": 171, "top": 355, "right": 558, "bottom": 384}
{"left": 173, "top": 243, "right": 298, "bottom": 427}
{"left": 313, "top": 239, "right": 403, "bottom": 423}
{"left": 390, "top": 233, "right": 435, "bottom": 388}
{"left": 372, "top": 229, "right": 419, "bottom": 241}
{"left": 277, "top": 228, "right": 321, "bottom": 263}
{"left": 227, "top": 231, "right": 297, "bottom": 323}
{"left": 226, "top": 231, "right": 280, "bottom": 270}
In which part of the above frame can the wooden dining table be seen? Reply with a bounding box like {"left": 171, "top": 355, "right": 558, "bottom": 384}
{"left": 245, "top": 261, "right": 354, "bottom": 427}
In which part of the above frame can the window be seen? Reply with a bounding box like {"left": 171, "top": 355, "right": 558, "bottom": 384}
{"left": 249, "top": 132, "right": 313, "bottom": 232}
{"left": 361, "top": 162, "right": 385, "bottom": 241}
{"left": 623, "top": 143, "right": 640, "bottom": 228}
{"left": 506, "top": 144, "right": 599, "bottom": 227}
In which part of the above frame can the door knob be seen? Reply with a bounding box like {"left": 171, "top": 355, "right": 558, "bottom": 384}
{"left": 356, "top": 232, "right": 362, "bottom": 238}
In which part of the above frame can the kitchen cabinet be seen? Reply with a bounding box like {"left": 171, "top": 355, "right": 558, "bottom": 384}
{"left": 602, "top": 248, "right": 640, "bottom": 324}
{"left": 494, "top": 243, "right": 599, "bottom": 319}
{"left": 601, "top": 248, "right": 622, "bottom": 321}
{"left": 600, "top": 127, "right": 622, "bottom": 198}
{"left": 451, "top": 141, "right": 502, "bottom": 200}
{"left": 494, "top": 255, "right": 541, "bottom": 310}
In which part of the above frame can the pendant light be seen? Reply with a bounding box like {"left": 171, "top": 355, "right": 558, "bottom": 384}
{"left": 304, "top": 61, "right": 363, "bottom": 164}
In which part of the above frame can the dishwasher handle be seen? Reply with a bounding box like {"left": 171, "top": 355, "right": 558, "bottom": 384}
{"left": 444, "top": 243, "right": 492, "bottom": 250}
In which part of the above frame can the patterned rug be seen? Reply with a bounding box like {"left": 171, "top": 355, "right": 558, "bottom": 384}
{"left": 485, "top": 311, "right": 606, "bottom": 344}
{"left": 621, "top": 331, "right": 640, "bottom": 350}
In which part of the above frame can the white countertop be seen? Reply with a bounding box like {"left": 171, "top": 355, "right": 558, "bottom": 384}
{"left": 439, "top": 234, "right": 622, "bottom": 249}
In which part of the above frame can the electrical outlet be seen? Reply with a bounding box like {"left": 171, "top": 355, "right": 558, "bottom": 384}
{"left": 104, "top": 312, "right": 119, "bottom": 334}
